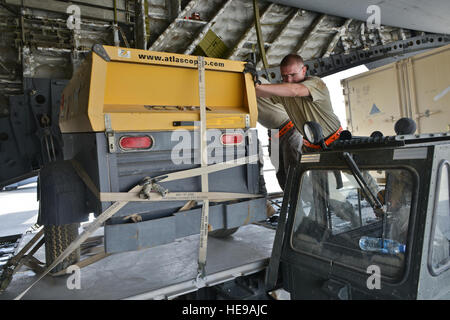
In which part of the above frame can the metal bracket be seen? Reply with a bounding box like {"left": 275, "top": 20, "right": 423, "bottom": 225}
{"left": 259, "top": 34, "right": 450, "bottom": 80}
{"left": 416, "top": 109, "right": 441, "bottom": 119}
{"left": 194, "top": 271, "right": 207, "bottom": 288}
{"left": 173, "top": 121, "right": 199, "bottom": 127}
{"left": 104, "top": 114, "right": 116, "bottom": 153}
{"left": 92, "top": 44, "right": 111, "bottom": 62}
{"left": 245, "top": 114, "right": 250, "bottom": 128}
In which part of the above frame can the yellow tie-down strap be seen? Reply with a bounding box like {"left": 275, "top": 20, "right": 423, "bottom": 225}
{"left": 70, "top": 155, "right": 262, "bottom": 203}
{"left": 99, "top": 191, "right": 261, "bottom": 202}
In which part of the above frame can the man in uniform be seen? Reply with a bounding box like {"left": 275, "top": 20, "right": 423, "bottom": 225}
{"left": 257, "top": 77, "right": 303, "bottom": 191}
{"left": 255, "top": 54, "right": 342, "bottom": 149}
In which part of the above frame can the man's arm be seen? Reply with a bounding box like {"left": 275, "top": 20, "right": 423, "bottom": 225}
{"left": 255, "top": 83, "right": 310, "bottom": 98}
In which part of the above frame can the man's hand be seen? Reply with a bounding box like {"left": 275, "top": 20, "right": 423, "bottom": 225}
{"left": 244, "top": 62, "right": 261, "bottom": 85}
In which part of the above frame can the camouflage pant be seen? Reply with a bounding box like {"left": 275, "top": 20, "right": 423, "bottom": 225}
{"left": 269, "top": 123, "right": 303, "bottom": 190}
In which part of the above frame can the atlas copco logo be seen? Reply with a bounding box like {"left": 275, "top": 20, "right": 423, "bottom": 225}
{"left": 118, "top": 49, "right": 131, "bottom": 58}
{"left": 137, "top": 54, "right": 225, "bottom": 67}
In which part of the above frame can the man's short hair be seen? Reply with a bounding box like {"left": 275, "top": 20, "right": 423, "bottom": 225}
{"left": 280, "top": 54, "right": 304, "bottom": 67}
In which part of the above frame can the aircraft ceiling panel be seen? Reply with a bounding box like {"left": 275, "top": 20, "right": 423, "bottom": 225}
{"left": 270, "top": 0, "right": 450, "bottom": 35}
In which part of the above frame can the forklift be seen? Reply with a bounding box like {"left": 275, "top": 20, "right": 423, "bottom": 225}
{"left": 266, "top": 118, "right": 450, "bottom": 299}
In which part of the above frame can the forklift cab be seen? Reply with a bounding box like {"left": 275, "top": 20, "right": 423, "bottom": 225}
{"left": 269, "top": 120, "right": 450, "bottom": 299}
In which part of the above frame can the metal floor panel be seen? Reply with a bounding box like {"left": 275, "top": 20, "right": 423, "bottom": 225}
{"left": 0, "top": 224, "right": 275, "bottom": 300}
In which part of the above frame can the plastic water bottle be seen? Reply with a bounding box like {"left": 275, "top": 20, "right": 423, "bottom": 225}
{"left": 359, "top": 236, "right": 406, "bottom": 255}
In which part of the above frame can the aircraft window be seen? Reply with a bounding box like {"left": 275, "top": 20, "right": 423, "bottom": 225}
{"left": 429, "top": 161, "right": 450, "bottom": 276}
{"left": 291, "top": 169, "right": 413, "bottom": 280}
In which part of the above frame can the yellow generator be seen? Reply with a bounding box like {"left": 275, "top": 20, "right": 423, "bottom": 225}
{"left": 38, "top": 45, "right": 266, "bottom": 270}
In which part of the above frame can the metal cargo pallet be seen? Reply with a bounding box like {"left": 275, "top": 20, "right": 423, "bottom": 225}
{"left": 0, "top": 224, "right": 275, "bottom": 300}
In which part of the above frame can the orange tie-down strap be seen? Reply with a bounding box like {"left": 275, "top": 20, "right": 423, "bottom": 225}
{"left": 303, "top": 126, "right": 343, "bottom": 150}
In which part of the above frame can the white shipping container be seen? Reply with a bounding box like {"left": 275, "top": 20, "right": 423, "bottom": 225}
{"left": 341, "top": 44, "right": 450, "bottom": 136}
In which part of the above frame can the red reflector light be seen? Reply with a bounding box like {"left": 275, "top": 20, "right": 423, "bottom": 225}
{"left": 119, "top": 136, "right": 152, "bottom": 150}
{"left": 221, "top": 133, "right": 244, "bottom": 145}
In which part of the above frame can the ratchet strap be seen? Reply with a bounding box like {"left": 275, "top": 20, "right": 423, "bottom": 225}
{"left": 15, "top": 184, "right": 142, "bottom": 300}
{"left": 0, "top": 229, "right": 45, "bottom": 292}
{"left": 16, "top": 153, "right": 260, "bottom": 299}
{"left": 100, "top": 191, "right": 260, "bottom": 202}
{"left": 197, "top": 56, "right": 209, "bottom": 283}
{"left": 70, "top": 155, "right": 260, "bottom": 203}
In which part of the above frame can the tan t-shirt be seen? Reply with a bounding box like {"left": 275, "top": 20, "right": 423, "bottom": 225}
{"left": 257, "top": 77, "right": 289, "bottom": 129}
{"left": 272, "top": 76, "right": 341, "bottom": 137}
{"left": 257, "top": 96, "right": 290, "bottom": 129}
